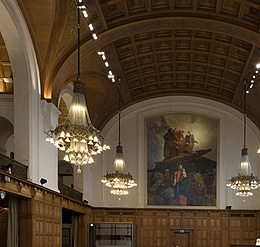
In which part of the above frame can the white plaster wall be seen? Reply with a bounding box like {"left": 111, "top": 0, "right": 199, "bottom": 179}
{"left": 0, "top": 95, "right": 13, "bottom": 124}
{"left": 87, "top": 96, "right": 260, "bottom": 210}
{"left": 39, "top": 100, "right": 60, "bottom": 191}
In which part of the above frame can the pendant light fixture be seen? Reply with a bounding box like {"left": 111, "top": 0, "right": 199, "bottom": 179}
{"left": 101, "top": 79, "right": 137, "bottom": 196}
{"left": 226, "top": 81, "right": 260, "bottom": 196}
{"left": 45, "top": 0, "right": 109, "bottom": 173}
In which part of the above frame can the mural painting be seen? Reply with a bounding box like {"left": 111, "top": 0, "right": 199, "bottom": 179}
{"left": 147, "top": 114, "right": 217, "bottom": 206}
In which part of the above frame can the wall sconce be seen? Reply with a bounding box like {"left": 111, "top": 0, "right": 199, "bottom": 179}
{"left": 0, "top": 190, "right": 6, "bottom": 199}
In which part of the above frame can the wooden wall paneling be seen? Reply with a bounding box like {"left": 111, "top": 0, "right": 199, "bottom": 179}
{"left": 92, "top": 209, "right": 106, "bottom": 222}
{"left": 53, "top": 195, "right": 62, "bottom": 247}
{"left": 155, "top": 228, "right": 167, "bottom": 247}
{"left": 140, "top": 228, "right": 154, "bottom": 247}
{"left": 107, "top": 213, "right": 121, "bottom": 222}
{"left": 195, "top": 228, "right": 208, "bottom": 247}
{"left": 208, "top": 214, "right": 223, "bottom": 247}
{"left": 0, "top": 208, "right": 8, "bottom": 247}
{"left": 121, "top": 210, "right": 135, "bottom": 223}
{"left": 33, "top": 193, "right": 44, "bottom": 246}
{"left": 141, "top": 210, "right": 155, "bottom": 228}
{"left": 44, "top": 192, "right": 54, "bottom": 247}
{"left": 182, "top": 211, "right": 195, "bottom": 228}
{"left": 32, "top": 190, "right": 63, "bottom": 247}
{"left": 257, "top": 211, "right": 260, "bottom": 243}
{"left": 168, "top": 210, "right": 181, "bottom": 228}
{"left": 229, "top": 230, "right": 242, "bottom": 246}
{"left": 3, "top": 171, "right": 260, "bottom": 247}
{"left": 19, "top": 198, "right": 33, "bottom": 247}
{"left": 241, "top": 216, "right": 257, "bottom": 245}
{"left": 155, "top": 211, "right": 168, "bottom": 227}
{"left": 194, "top": 212, "right": 208, "bottom": 247}
{"left": 155, "top": 211, "right": 169, "bottom": 247}
{"left": 77, "top": 213, "right": 88, "bottom": 247}
{"left": 228, "top": 213, "right": 258, "bottom": 246}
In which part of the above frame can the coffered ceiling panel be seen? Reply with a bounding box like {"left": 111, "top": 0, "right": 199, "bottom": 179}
{"left": 12, "top": 0, "right": 260, "bottom": 128}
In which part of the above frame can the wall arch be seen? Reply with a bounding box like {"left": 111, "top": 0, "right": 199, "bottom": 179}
{"left": 88, "top": 96, "right": 260, "bottom": 209}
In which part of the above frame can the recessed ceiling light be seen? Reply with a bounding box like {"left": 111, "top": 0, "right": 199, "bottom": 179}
{"left": 4, "top": 78, "right": 13, "bottom": 83}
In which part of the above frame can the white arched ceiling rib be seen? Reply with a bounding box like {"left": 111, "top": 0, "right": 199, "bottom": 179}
{"left": 0, "top": 0, "right": 41, "bottom": 182}
{"left": 0, "top": 0, "right": 41, "bottom": 95}
{"left": 58, "top": 82, "right": 74, "bottom": 110}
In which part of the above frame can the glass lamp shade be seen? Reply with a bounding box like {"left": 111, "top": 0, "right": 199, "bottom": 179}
{"left": 238, "top": 148, "right": 253, "bottom": 176}
{"left": 113, "top": 145, "right": 126, "bottom": 173}
{"left": 46, "top": 80, "right": 109, "bottom": 173}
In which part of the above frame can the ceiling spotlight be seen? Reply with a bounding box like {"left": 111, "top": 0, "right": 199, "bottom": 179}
{"left": 4, "top": 78, "right": 13, "bottom": 83}
{"left": 92, "top": 33, "right": 97, "bottom": 40}
{"left": 82, "top": 10, "right": 88, "bottom": 17}
{"left": 0, "top": 190, "right": 6, "bottom": 200}
{"left": 88, "top": 24, "right": 94, "bottom": 31}
{"left": 256, "top": 63, "right": 260, "bottom": 69}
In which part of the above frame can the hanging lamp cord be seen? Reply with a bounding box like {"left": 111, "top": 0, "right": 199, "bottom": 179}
{"left": 243, "top": 80, "right": 247, "bottom": 148}
{"left": 118, "top": 79, "right": 121, "bottom": 146}
{"left": 77, "top": 0, "right": 80, "bottom": 80}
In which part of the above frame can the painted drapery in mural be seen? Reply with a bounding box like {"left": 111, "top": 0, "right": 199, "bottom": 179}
{"left": 147, "top": 114, "right": 217, "bottom": 206}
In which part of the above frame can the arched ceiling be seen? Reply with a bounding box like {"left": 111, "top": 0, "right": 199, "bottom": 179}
{"left": 0, "top": 32, "right": 13, "bottom": 94}
{"left": 15, "top": 0, "right": 260, "bottom": 129}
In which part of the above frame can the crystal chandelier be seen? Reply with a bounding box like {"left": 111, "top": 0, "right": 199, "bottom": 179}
{"left": 226, "top": 81, "right": 259, "bottom": 197}
{"left": 101, "top": 79, "right": 137, "bottom": 196}
{"left": 45, "top": 0, "right": 109, "bottom": 173}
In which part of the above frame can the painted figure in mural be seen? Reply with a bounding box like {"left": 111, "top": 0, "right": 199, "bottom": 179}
{"left": 193, "top": 170, "right": 207, "bottom": 196}
{"left": 183, "top": 131, "right": 198, "bottom": 153}
{"left": 163, "top": 128, "right": 178, "bottom": 160}
{"left": 162, "top": 169, "right": 173, "bottom": 187}
{"left": 175, "top": 130, "right": 185, "bottom": 155}
{"left": 173, "top": 164, "right": 189, "bottom": 205}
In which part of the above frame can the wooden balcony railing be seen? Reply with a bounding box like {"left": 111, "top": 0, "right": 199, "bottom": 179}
{"left": 58, "top": 182, "right": 83, "bottom": 202}
{"left": 0, "top": 153, "right": 28, "bottom": 179}
{"left": 0, "top": 153, "right": 83, "bottom": 202}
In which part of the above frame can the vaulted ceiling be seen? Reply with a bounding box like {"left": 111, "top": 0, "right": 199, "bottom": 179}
{"left": 6, "top": 0, "right": 260, "bottom": 129}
